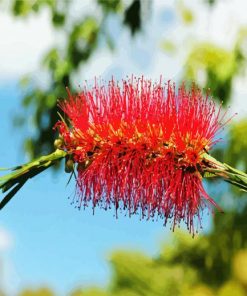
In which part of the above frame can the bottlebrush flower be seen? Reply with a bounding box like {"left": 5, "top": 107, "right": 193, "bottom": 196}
{"left": 55, "top": 77, "right": 229, "bottom": 234}
{"left": 1, "top": 77, "right": 247, "bottom": 234}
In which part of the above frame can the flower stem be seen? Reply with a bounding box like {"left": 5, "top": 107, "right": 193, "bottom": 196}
{"left": 0, "top": 149, "right": 67, "bottom": 210}
{"left": 1, "top": 149, "right": 247, "bottom": 211}
{"left": 202, "top": 153, "right": 247, "bottom": 193}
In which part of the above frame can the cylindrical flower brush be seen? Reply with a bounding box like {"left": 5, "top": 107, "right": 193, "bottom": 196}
{"left": 1, "top": 77, "right": 246, "bottom": 234}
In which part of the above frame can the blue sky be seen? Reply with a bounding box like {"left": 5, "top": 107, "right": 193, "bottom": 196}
{"left": 1, "top": 1, "right": 247, "bottom": 295}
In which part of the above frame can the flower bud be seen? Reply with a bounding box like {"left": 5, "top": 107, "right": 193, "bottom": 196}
{"left": 65, "top": 159, "right": 74, "bottom": 173}
{"left": 54, "top": 138, "right": 64, "bottom": 149}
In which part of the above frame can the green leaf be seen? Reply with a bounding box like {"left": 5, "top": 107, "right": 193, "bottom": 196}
{"left": 0, "top": 149, "right": 67, "bottom": 210}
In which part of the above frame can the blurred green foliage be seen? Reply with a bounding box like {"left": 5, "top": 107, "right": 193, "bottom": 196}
{"left": 123, "top": 0, "right": 141, "bottom": 35}
{"left": 2, "top": 0, "right": 247, "bottom": 295}
{"left": 64, "top": 212, "right": 247, "bottom": 295}
{"left": 160, "top": 40, "right": 177, "bottom": 55}
{"left": 18, "top": 287, "right": 54, "bottom": 296}
{"left": 185, "top": 43, "right": 237, "bottom": 104}
{"left": 205, "top": 0, "right": 217, "bottom": 5}
{"left": 184, "top": 27, "right": 247, "bottom": 105}
{"left": 225, "top": 119, "right": 247, "bottom": 172}
{"left": 177, "top": 1, "right": 194, "bottom": 25}
{"left": 12, "top": 0, "right": 66, "bottom": 27}
{"left": 70, "top": 287, "right": 108, "bottom": 296}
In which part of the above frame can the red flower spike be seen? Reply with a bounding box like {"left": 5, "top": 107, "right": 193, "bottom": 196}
{"left": 56, "top": 78, "right": 227, "bottom": 234}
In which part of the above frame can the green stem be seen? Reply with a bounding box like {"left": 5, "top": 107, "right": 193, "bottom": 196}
{"left": 0, "top": 149, "right": 67, "bottom": 210}
{"left": 1, "top": 149, "right": 247, "bottom": 210}
{"left": 202, "top": 153, "right": 247, "bottom": 193}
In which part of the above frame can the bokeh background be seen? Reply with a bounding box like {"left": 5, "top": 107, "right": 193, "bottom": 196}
{"left": 1, "top": 0, "right": 247, "bottom": 295}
